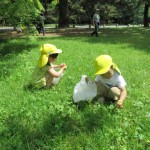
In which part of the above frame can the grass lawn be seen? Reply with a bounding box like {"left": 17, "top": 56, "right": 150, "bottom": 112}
{"left": 0, "top": 27, "right": 150, "bottom": 149}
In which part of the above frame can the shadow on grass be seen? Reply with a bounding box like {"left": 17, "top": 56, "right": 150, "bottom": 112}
{"left": 0, "top": 38, "right": 38, "bottom": 56}
{"left": 23, "top": 83, "right": 57, "bottom": 93}
{"left": 44, "top": 27, "right": 150, "bottom": 53}
{"left": 74, "top": 97, "right": 116, "bottom": 110}
{"left": 0, "top": 103, "right": 115, "bottom": 149}
{"left": 0, "top": 38, "right": 38, "bottom": 78}
{"left": 38, "top": 107, "right": 114, "bottom": 140}
{"left": 41, "top": 99, "right": 118, "bottom": 136}
{"left": 23, "top": 83, "right": 41, "bottom": 93}
{"left": 1, "top": 28, "right": 149, "bottom": 55}
{"left": 0, "top": 115, "right": 31, "bottom": 149}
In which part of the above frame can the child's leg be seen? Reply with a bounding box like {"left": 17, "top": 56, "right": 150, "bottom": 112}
{"left": 45, "top": 74, "right": 53, "bottom": 88}
{"left": 96, "top": 82, "right": 109, "bottom": 97}
{"left": 107, "top": 87, "right": 120, "bottom": 100}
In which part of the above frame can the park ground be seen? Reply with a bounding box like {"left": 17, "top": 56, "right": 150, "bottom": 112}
{"left": 0, "top": 26, "right": 150, "bottom": 149}
{"left": 0, "top": 24, "right": 144, "bottom": 37}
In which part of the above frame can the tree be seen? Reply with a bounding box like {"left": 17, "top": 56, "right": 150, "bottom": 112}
{"left": 115, "top": 0, "right": 149, "bottom": 26}
{"left": 113, "top": 0, "right": 143, "bottom": 24}
{"left": 58, "top": 0, "right": 69, "bottom": 27}
{"left": 39, "top": 0, "right": 69, "bottom": 27}
{"left": 143, "top": 1, "right": 150, "bottom": 27}
{"left": 81, "top": 0, "right": 99, "bottom": 24}
{"left": 39, "top": 0, "right": 53, "bottom": 14}
{"left": 0, "top": 0, "right": 44, "bottom": 27}
{"left": 68, "top": 0, "right": 85, "bottom": 24}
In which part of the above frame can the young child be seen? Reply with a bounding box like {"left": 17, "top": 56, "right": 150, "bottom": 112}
{"left": 92, "top": 55, "right": 127, "bottom": 108}
{"left": 31, "top": 44, "right": 67, "bottom": 89}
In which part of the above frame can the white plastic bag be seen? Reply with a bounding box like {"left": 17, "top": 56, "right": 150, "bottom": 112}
{"left": 73, "top": 75, "right": 97, "bottom": 103}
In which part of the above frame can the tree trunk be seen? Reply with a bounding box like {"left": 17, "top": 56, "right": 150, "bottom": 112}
{"left": 144, "top": 3, "right": 149, "bottom": 27}
{"left": 58, "top": 0, "right": 69, "bottom": 28}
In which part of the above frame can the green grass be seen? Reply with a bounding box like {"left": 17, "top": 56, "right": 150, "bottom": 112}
{"left": 0, "top": 27, "right": 150, "bottom": 149}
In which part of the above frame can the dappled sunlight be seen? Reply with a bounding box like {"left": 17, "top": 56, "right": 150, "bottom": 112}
{"left": 35, "top": 27, "right": 150, "bottom": 53}
{"left": 0, "top": 27, "right": 149, "bottom": 149}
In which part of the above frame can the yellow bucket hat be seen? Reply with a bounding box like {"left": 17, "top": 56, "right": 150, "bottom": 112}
{"left": 94, "top": 55, "right": 121, "bottom": 75}
{"left": 37, "top": 44, "right": 62, "bottom": 68}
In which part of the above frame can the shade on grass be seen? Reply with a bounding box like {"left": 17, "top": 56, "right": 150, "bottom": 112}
{"left": 0, "top": 27, "right": 150, "bottom": 149}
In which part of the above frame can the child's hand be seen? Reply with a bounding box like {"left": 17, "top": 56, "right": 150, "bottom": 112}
{"left": 117, "top": 100, "right": 123, "bottom": 109}
{"left": 60, "top": 63, "right": 66, "bottom": 67}
{"left": 62, "top": 64, "right": 67, "bottom": 70}
{"left": 85, "top": 77, "right": 89, "bottom": 83}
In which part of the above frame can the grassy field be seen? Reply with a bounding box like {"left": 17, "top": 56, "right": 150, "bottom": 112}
{"left": 0, "top": 27, "right": 150, "bottom": 149}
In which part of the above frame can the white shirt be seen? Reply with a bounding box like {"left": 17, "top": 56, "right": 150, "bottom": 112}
{"left": 95, "top": 71, "right": 126, "bottom": 89}
{"left": 93, "top": 13, "right": 100, "bottom": 22}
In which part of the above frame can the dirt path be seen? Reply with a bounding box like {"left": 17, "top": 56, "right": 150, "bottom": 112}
{"left": 0, "top": 28, "right": 93, "bottom": 38}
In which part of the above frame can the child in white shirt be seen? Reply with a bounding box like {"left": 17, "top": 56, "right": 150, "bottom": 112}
{"left": 92, "top": 55, "right": 127, "bottom": 108}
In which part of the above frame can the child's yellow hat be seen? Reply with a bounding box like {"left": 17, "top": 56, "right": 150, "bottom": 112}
{"left": 94, "top": 55, "right": 121, "bottom": 75}
{"left": 37, "top": 44, "right": 62, "bottom": 68}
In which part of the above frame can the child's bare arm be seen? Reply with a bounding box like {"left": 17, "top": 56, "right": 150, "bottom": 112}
{"left": 53, "top": 63, "right": 67, "bottom": 69}
{"left": 117, "top": 87, "right": 127, "bottom": 108}
{"left": 48, "top": 65, "right": 67, "bottom": 78}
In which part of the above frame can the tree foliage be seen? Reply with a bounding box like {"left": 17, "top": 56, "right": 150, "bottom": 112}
{"left": 0, "top": 0, "right": 149, "bottom": 28}
{"left": 114, "top": 0, "right": 144, "bottom": 24}
{"left": 0, "top": 0, "right": 44, "bottom": 26}
{"left": 58, "top": 0, "right": 69, "bottom": 27}
{"left": 143, "top": 0, "right": 150, "bottom": 27}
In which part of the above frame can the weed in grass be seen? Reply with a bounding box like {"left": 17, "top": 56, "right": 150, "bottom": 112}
{"left": 0, "top": 28, "right": 149, "bottom": 149}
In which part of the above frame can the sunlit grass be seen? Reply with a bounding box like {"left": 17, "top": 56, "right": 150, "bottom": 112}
{"left": 0, "top": 27, "right": 150, "bottom": 149}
